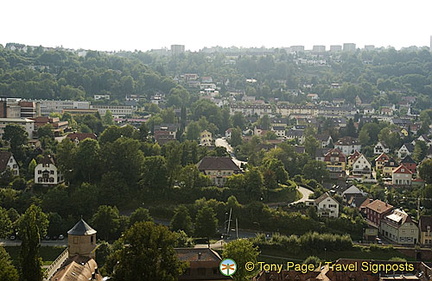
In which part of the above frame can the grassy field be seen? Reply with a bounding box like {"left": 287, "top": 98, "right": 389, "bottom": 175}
{"left": 5, "top": 246, "right": 67, "bottom": 267}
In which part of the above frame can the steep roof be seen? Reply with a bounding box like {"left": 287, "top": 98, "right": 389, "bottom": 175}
{"left": 0, "top": 151, "right": 13, "bottom": 171}
{"left": 365, "top": 199, "right": 393, "bottom": 214}
{"left": 67, "top": 219, "right": 97, "bottom": 236}
{"left": 176, "top": 248, "right": 222, "bottom": 262}
{"left": 400, "top": 155, "right": 416, "bottom": 164}
{"left": 49, "top": 256, "right": 101, "bottom": 281}
{"left": 375, "top": 153, "right": 389, "bottom": 162}
{"left": 197, "top": 156, "right": 241, "bottom": 172}
{"left": 315, "top": 192, "right": 338, "bottom": 205}
{"left": 400, "top": 143, "right": 414, "bottom": 152}
{"left": 38, "top": 154, "right": 56, "bottom": 165}
{"left": 393, "top": 164, "right": 413, "bottom": 174}
{"left": 341, "top": 185, "right": 366, "bottom": 197}
{"left": 66, "top": 133, "right": 97, "bottom": 141}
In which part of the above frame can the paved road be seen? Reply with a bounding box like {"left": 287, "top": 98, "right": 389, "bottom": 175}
{"left": 214, "top": 138, "right": 247, "bottom": 168}
{"left": 292, "top": 186, "right": 314, "bottom": 204}
{"left": 0, "top": 239, "right": 67, "bottom": 247}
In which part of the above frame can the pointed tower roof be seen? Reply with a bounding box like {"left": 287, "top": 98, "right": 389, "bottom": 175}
{"left": 67, "top": 219, "right": 96, "bottom": 236}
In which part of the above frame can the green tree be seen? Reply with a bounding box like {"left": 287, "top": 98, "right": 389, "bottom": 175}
{"left": 230, "top": 127, "right": 243, "bottom": 147}
{"left": 3, "top": 124, "right": 28, "bottom": 161}
{"left": 186, "top": 121, "right": 200, "bottom": 141}
{"left": 195, "top": 206, "right": 218, "bottom": 239}
{"left": 302, "top": 160, "right": 329, "bottom": 183}
{"left": 413, "top": 141, "right": 427, "bottom": 162}
{"left": 305, "top": 136, "right": 320, "bottom": 159}
{"left": 244, "top": 167, "right": 264, "bottom": 201}
{"left": 418, "top": 159, "right": 432, "bottom": 184}
{"left": 91, "top": 205, "right": 120, "bottom": 241}
{"left": 110, "top": 221, "right": 186, "bottom": 281}
{"left": 0, "top": 246, "right": 18, "bottom": 281}
{"left": 74, "top": 138, "right": 101, "bottom": 183}
{"left": 0, "top": 207, "right": 12, "bottom": 238}
{"left": 55, "top": 138, "right": 77, "bottom": 182}
{"left": 129, "top": 207, "right": 153, "bottom": 226}
{"left": 18, "top": 205, "right": 48, "bottom": 281}
{"left": 102, "top": 110, "right": 114, "bottom": 126}
{"left": 222, "top": 239, "right": 259, "bottom": 281}
{"left": 170, "top": 205, "right": 193, "bottom": 235}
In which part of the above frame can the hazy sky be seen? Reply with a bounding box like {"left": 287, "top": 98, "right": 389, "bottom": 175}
{"left": 2, "top": 0, "right": 431, "bottom": 52}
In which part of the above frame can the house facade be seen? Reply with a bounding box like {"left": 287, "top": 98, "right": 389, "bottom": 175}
{"left": 0, "top": 151, "right": 19, "bottom": 176}
{"left": 375, "top": 153, "right": 390, "bottom": 171}
{"left": 314, "top": 192, "right": 339, "bottom": 218}
{"left": 34, "top": 155, "right": 64, "bottom": 185}
{"left": 323, "top": 148, "right": 346, "bottom": 179}
{"left": 419, "top": 216, "right": 432, "bottom": 246}
{"left": 364, "top": 199, "right": 393, "bottom": 227}
{"left": 197, "top": 157, "right": 242, "bottom": 187}
{"left": 374, "top": 141, "right": 390, "bottom": 155}
{"left": 392, "top": 164, "right": 413, "bottom": 186}
{"left": 334, "top": 136, "right": 361, "bottom": 155}
{"left": 200, "top": 130, "right": 213, "bottom": 146}
{"left": 380, "top": 208, "right": 419, "bottom": 245}
{"left": 351, "top": 153, "right": 372, "bottom": 179}
{"left": 397, "top": 143, "right": 414, "bottom": 159}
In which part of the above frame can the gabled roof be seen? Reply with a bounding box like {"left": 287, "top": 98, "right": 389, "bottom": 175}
{"left": 375, "top": 141, "right": 388, "bottom": 148}
{"left": 365, "top": 199, "right": 393, "bottom": 214}
{"left": 38, "top": 155, "right": 56, "bottom": 165}
{"left": 375, "top": 153, "right": 389, "bottom": 162}
{"left": 400, "top": 155, "right": 416, "bottom": 165}
{"left": 385, "top": 208, "right": 413, "bottom": 225}
{"left": 50, "top": 256, "right": 101, "bottom": 281}
{"left": 315, "top": 192, "right": 338, "bottom": 205}
{"left": 400, "top": 143, "right": 414, "bottom": 152}
{"left": 0, "top": 151, "right": 13, "bottom": 171}
{"left": 197, "top": 157, "right": 241, "bottom": 172}
{"left": 335, "top": 136, "right": 359, "bottom": 146}
{"left": 67, "top": 219, "right": 97, "bottom": 236}
{"left": 393, "top": 164, "right": 413, "bottom": 174}
{"left": 383, "top": 157, "right": 398, "bottom": 168}
{"left": 341, "top": 185, "right": 367, "bottom": 197}
{"left": 176, "top": 248, "right": 222, "bottom": 262}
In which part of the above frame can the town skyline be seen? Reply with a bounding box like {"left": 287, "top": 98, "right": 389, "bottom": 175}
{"left": 3, "top": 0, "right": 432, "bottom": 52}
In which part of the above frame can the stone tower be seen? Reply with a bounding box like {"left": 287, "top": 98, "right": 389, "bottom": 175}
{"left": 67, "top": 219, "right": 97, "bottom": 259}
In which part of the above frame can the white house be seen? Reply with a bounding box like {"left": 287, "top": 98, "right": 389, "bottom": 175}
{"left": 335, "top": 136, "right": 361, "bottom": 155}
{"left": 351, "top": 154, "right": 372, "bottom": 179}
{"left": 0, "top": 151, "right": 19, "bottom": 176}
{"left": 34, "top": 155, "right": 64, "bottom": 185}
{"left": 374, "top": 141, "right": 390, "bottom": 155}
{"left": 397, "top": 143, "right": 414, "bottom": 159}
{"left": 314, "top": 192, "right": 339, "bottom": 218}
{"left": 392, "top": 164, "right": 413, "bottom": 186}
{"left": 0, "top": 118, "right": 35, "bottom": 139}
{"left": 380, "top": 208, "right": 419, "bottom": 245}
{"left": 200, "top": 130, "right": 213, "bottom": 146}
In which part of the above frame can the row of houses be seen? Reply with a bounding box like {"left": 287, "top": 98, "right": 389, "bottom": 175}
{"left": 363, "top": 199, "right": 432, "bottom": 246}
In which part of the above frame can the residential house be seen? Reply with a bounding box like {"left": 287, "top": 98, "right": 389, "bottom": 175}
{"left": 176, "top": 248, "right": 231, "bottom": 281}
{"left": 417, "top": 134, "right": 432, "bottom": 146}
{"left": 380, "top": 208, "right": 419, "bottom": 245}
{"left": 340, "top": 185, "right": 367, "bottom": 202}
{"left": 224, "top": 128, "right": 232, "bottom": 139}
{"left": 271, "top": 126, "right": 286, "bottom": 138}
{"left": 334, "top": 136, "right": 361, "bottom": 155}
{"left": 419, "top": 216, "right": 432, "bottom": 246}
{"left": 0, "top": 151, "right": 19, "bottom": 176}
{"left": 314, "top": 192, "right": 339, "bottom": 218}
{"left": 351, "top": 153, "right": 372, "bottom": 179}
{"left": 397, "top": 143, "right": 414, "bottom": 159}
{"left": 323, "top": 148, "right": 346, "bottom": 179}
{"left": 154, "top": 124, "right": 179, "bottom": 145}
{"left": 364, "top": 199, "right": 393, "bottom": 227}
{"left": 347, "top": 150, "right": 361, "bottom": 167}
{"left": 400, "top": 155, "right": 417, "bottom": 174}
{"left": 374, "top": 141, "right": 390, "bottom": 155}
{"left": 34, "top": 155, "right": 64, "bottom": 185}
{"left": 197, "top": 157, "right": 242, "bottom": 187}
{"left": 382, "top": 157, "right": 399, "bottom": 178}
{"left": 392, "top": 164, "right": 413, "bottom": 186}
{"left": 200, "top": 130, "right": 213, "bottom": 147}
{"left": 285, "top": 129, "right": 305, "bottom": 144}
{"left": 375, "top": 153, "right": 390, "bottom": 171}
{"left": 316, "top": 134, "right": 333, "bottom": 148}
